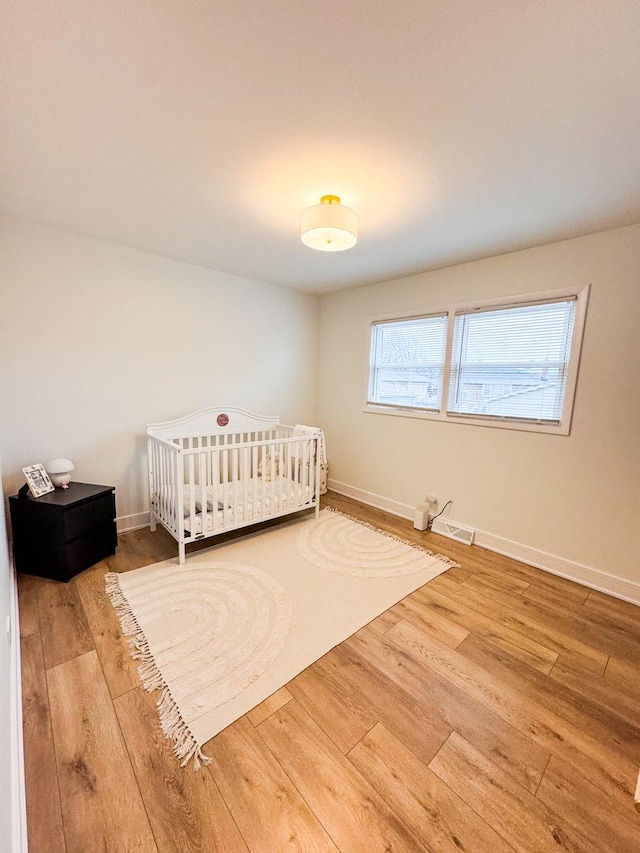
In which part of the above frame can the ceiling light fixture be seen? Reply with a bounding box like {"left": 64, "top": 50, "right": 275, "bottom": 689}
{"left": 300, "top": 194, "right": 358, "bottom": 252}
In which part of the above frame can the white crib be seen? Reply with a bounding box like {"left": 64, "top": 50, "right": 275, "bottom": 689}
{"left": 147, "top": 406, "right": 322, "bottom": 564}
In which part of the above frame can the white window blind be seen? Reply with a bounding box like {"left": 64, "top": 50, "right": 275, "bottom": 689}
{"left": 368, "top": 314, "right": 447, "bottom": 411}
{"left": 447, "top": 298, "right": 577, "bottom": 424}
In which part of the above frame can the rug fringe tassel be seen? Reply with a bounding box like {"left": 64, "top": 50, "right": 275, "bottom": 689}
{"left": 104, "top": 572, "right": 211, "bottom": 771}
{"left": 325, "top": 507, "right": 460, "bottom": 568}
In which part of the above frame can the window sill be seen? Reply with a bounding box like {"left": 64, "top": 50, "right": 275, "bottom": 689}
{"left": 363, "top": 403, "right": 571, "bottom": 435}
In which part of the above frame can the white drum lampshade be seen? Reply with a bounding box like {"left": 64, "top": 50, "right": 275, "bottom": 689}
{"left": 47, "top": 458, "right": 75, "bottom": 488}
{"left": 300, "top": 194, "right": 358, "bottom": 252}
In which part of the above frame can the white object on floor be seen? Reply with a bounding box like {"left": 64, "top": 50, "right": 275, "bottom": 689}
{"left": 413, "top": 505, "right": 430, "bottom": 531}
{"left": 147, "top": 406, "right": 324, "bottom": 564}
{"left": 106, "top": 508, "right": 456, "bottom": 769}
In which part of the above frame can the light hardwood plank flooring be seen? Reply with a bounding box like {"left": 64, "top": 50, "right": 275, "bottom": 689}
{"left": 18, "top": 492, "right": 640, "bottom": 852}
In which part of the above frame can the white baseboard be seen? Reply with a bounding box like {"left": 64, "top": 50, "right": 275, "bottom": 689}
{"left": 472, "top": 525, "right": 640, "bottom": 605}
{"left": 9, "top": 562, "right": 28, "bottom": 853}
{"left": 327, "top": 479, "right": 414, "bottom": 521}
{"left": 328, "top": 480, "right": 640, "bottom": 606}
{"left": 116, "top": 511, "right": 151, "bottom": 534}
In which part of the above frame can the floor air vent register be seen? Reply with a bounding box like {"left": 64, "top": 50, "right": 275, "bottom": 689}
{"left": 430, "top": 517, "right": 476, "bottom": 545}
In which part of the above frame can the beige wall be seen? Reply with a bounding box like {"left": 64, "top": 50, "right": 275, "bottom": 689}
{"left": 0, "top": 218, "right": 319, "bottom": 519}
{"left": 318, "top": 224, "right": 640, "bottom": 583}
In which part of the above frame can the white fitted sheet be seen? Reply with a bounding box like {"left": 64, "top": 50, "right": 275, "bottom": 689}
{"left": 172, "top": 477, "right": 313, "bottom": 535}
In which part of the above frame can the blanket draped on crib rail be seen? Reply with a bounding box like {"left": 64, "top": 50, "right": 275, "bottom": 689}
{"left": 294, "top": 424, "right": 328, "bottom": 495}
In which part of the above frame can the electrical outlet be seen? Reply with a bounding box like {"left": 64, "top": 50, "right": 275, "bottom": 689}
{"left": 424, "top": 494, "right": 437, "bottom": 507}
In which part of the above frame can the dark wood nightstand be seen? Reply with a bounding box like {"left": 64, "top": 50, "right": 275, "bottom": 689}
{"left": 9, "top": 482, "right": 117, "bottom": 581}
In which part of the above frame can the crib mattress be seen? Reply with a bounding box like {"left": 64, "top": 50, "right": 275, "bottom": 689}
{"left": 158, "top": 477, "right": 313, "bottom": 535}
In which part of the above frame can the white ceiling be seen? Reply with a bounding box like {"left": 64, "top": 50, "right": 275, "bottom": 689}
{"left": 2, "top": 1, "right": 640, "bottom": 293}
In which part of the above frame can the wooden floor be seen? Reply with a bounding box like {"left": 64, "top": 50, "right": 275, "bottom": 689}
{"left": 18, "top": 492, "right": 640, "bottom": 852}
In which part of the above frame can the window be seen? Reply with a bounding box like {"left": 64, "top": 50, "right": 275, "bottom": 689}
{"left": 368, "top": 314, "right": 447, "bottom": 412}
{"left": 366, "top": 286, "right": 589, "bottom": 434}
{"left": 448, "top": 299, "right": 576, "bottom": 423}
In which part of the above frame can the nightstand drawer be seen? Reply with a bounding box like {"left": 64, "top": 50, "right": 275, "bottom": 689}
{"left": 63, "top": 491, "right": 115, "bottom": 541}
{"left": 65, "top": 521, "right": 117, "bottom": 577}
{"left": 13, "top": 521, "right": 117, "bottom": 582}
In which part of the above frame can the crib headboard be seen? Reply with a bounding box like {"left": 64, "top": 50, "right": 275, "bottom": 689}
{"left": 146, "top": 406, "right": 280, "bottom": 440}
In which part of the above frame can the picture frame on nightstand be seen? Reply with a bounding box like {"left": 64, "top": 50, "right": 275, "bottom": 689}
{"left": 21, "top": 463, "right": 55, "bottom": 498}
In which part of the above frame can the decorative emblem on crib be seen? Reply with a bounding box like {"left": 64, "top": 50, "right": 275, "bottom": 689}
{"left": 217, "top": 413, "right": 229, "bottom": 427}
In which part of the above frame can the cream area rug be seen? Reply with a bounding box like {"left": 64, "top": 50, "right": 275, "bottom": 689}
{"left": 105, "top": 508, "right": 457, "bottom": 768}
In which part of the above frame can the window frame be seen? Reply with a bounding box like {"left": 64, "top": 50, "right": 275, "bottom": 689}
{"left": 363, "top": 284, "right": 590, "bottom": 435}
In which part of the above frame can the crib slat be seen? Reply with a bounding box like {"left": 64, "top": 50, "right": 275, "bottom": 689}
{"left": 160, "top": 442, "right": 167, "bottom": 520}
{"left": 154, "top": 441, "right": 159, "bottom": 520}
{"left": 273, "top": 440, "right": 278, "bottom": 515}
{"left": 163, "top": 444, "right": 170, "bottom": 528}
{"left": 169, "top": 445, "right": 175, "bottom": 532}
{"left": 176, "top": 448, "right": 184, "bottom": 542}
{"left": 269, "top": 442, "right": 275, "bottom": 517}
{"left": 161, "top": 443, "right": 168, "bottom": 528}
{"left": 173, "top": 445, "right": 179, "bottom": 530}
{"left": 233, "top": 446, "right": 238, "bottom": 528}
{"left": 301, "top": 438, "right": 308, "bottom": 496}
{"left": 188, "top": 454, "right": 196, "bottom": 534}
{"left": 212, "top": 451, "right": 219, "bottom": 532}
{"left": 167, "top": 445, "right": 174, "bottom": 532}
{"left": 199, "top": 452, "right": 207, "bottom": 536}
{"left": 261, "top": 443, "right": 267, "bottom": 513}
{"left": 172, "top": 446, "right": 178, "bottom": 533}
{"left": 315, "top": 434, "right": 321, "bottom": 511}
{"left": 158, "top": 442, "right": 164, "bottom": 524}
{"left": 242, "top": 447, "right": 249, "bottom": 521}
{"left": 252, "top": 444, "right": 258, "bottom": 521}
{"left": 158, "top": 443, "right": 164, "bottom": 520}
{"left": 292, "top": 439, "right": 299, "bottom": 504}
{"left": 155, "top": 441, "right": 161, "bottom": 519}
{"left": 163, "top": 445, "right": 169, "bottom": 530}
{"left": 222, "top": 448, "right": 230, "bottom": 526}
